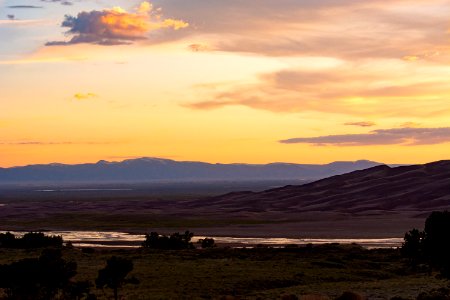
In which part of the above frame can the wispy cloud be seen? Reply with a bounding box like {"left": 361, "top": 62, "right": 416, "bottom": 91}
{"left": 280, "top": 127, "right": 450, "bottom": 146}
{"left": 344, "top": 122, "right": 376, "bottom": 127}
{"left": 47, "top": 1, "right": 188, "bottom": 46}
{"left": 74, "top": 93, "right": 98, "bottom": 100}
{"left": 186, "top": 65, "right": 450, "bottom": 117}
{"left": 0, "top": 19, "right": 48, "bottom": 26}
{"left": 155, "top": 0, "right": 450, "bottom": 62}
{"left": 188, "top": 43, "right": 210, "bottom": 52}
{"left": 0, "top": 55, "right": 87, "bottom": 65}
{"left": 401, "top": 122, "right": 421, "bottom": 128}
{"left": 41, "top": 0, "right": 73, "bottom": 6}
{"left": 7, "top": 5, "right": 43, "bottom": 9}
{"left": 0, "top": 141, "right": 116, "bottom": 145}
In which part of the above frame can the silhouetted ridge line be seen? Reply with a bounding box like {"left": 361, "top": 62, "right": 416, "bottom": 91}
{"left": 194, "top": 160, "right": 450, "bottom": 214}
{"left": 0, "top": 158, "right": 382, "bottom": 183}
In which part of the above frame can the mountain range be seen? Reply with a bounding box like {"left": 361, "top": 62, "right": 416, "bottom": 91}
{"left": 0, "top": 160, "right": 448, "bottom": 237}
{"left": 0, "top": 158, "right": 382, "bottom": 183}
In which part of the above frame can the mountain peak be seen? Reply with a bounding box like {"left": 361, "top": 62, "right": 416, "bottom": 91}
{"left": 122, "top": 157, "right": 175, "bottom": 164}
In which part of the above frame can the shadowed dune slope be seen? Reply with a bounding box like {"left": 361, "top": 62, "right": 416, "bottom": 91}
{"left": 182, "top": 160, "right": 450, "bottom": 214}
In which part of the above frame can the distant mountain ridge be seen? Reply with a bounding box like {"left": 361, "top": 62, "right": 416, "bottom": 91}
{"left": 0, "top": 157, "right": 382, "bottom": 183}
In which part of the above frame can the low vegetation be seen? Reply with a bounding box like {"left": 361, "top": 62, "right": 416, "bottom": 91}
{"left": 0, "top": 212, "right": 449, "bottom": 299}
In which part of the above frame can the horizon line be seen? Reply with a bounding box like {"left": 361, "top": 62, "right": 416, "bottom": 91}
{"left": 0, "top": 156, "right": 419, "bottom": 169}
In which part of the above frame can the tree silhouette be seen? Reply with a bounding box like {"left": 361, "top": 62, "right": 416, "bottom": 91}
{"left": 401, "top": 228, "right": 425, "bottom": 268}
{"left": 402, "top": 211, "right": 450, "bottom": 277}
{"left": 424, "top": 211, "right": 450, "bottom": 277}
{"left": 96, "top": 256, "right": 136, "bottom": 300}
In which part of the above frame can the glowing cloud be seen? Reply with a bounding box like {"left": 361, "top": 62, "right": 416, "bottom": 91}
{"left": 74, "top": 93, "right": 98, "bottom": 100}
{"left": 46, "top": 1, "right": 188, "bottom": 46}
{"left": 188, "top": 43, "right": 210, "bottom": 52}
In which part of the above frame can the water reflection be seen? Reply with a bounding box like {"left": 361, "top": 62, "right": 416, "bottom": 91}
{"left": 0, "top": 230, "right": 403, "bottom": 249}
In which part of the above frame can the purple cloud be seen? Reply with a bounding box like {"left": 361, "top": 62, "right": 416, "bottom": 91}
{"left": 280, "top": 127, "right": 450, "bottom": 146}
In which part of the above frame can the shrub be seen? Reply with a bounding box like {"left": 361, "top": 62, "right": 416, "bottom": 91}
{"left": 142, "top": 231, "right": 195, "bottom": 250}
{"left": 198, "top": 238, "right": 216, "bottom": 248}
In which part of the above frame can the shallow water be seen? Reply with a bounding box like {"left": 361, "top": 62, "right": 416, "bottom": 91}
{"left": 0, "top": 230, "right": 403, "bottom": 249}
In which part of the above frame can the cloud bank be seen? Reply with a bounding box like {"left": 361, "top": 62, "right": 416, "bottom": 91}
{"left": 47, "top": 1, "right": 188, "bottom": 46}
{"left": 280, "top": 127, "right": 450, "bottom": 146}
{"left": 186, "top": 65, "right": 450, "bottom": 117}
{"left": 173, "top": 0, "right": 450, "bottom": 117}
{"left": 156, "top": 0, "right": 449, "bottom": 61}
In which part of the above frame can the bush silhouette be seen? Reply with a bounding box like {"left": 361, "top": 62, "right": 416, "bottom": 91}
{"left": 198, "top": 238, "right": 216, "bottom": 248}
{"left": 0, "top": 232, "right": 63, "bottom": 249}
{"left": 0, "top": 249, "right": 77, "bottom": 299}
{"left": 0, "top": 232, "right": 15, "bottom": 247}
{"left": 96, "top": 256, "right": 137, "bottom": 300}
{"left": 142, "top": 231, "right": 195, "bottom": 250}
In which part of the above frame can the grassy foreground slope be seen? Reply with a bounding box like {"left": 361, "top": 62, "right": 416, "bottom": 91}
{"left": 0, "top": 245, "right": 446, "bottom": 299}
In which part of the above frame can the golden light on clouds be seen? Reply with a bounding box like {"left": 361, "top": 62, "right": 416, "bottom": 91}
{"left": 99, "top": 2, "right": 188, "bottom": 37}
{"left": 46, "top": 1, "right": 189, "bottom": 46}
{"left": 159, "top": 19, "right": 189, "bottom": 30}
{"left": 100, "top": 8, "right": 150, "bottom": 37}
{"left": 1, "top": 0, "right": 450, "bottom": 167}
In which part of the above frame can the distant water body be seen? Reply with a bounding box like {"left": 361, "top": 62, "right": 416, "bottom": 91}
{"left": 1, "top": 230, "right": 403, "bottom": 249}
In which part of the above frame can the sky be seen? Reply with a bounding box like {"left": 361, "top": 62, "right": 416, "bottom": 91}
{"left": 1, "top": 0, "right": 450, "bottom": 167}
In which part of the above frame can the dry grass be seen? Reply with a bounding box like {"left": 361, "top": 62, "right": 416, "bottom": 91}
{"left": 0, "top": 245, "right": 447, "bottom": 299}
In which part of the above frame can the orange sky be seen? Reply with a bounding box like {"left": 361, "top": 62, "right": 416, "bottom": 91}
{"left": 1, "top": 0, "right": 450, "bottom": 167}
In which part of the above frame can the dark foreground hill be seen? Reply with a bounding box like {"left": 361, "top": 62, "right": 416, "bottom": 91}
{"left": 0, "top": 157, "right": 380, "bottom": 184}
{"left": 182, "top": 160, "right": 450, "bottom": 214}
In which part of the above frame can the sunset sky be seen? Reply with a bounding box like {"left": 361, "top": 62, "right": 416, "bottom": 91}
{"left": 1, "top": 0, "right": 450, "bottom": 167}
